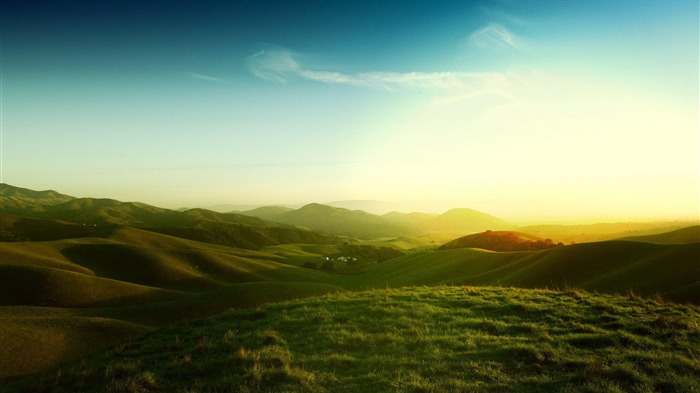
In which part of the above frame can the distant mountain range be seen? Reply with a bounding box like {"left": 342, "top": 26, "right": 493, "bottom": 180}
{"left": 239, "top": 203, "right": 515, "bottom": 239}
{"left": 2, "top": 183, "right": 696, "bottom": 244}
{"left": 0, "top": 184, "right": 339, "bottom": 249}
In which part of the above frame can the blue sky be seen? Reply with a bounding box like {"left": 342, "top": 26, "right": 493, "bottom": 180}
{"left": 2, "top": 0, "right": 698, "bottom": 222}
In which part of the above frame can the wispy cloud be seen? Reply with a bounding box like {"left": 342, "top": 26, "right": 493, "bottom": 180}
{"left": 247, "top": 46, "right": 515, "bottom": 98}
{"left": 478, "top": 6, "right": 531, "bottom": 27}
{"left": 469, "top": 23, "right": 519, "bottom": 50}
{"left": 187, "top": 72, "right": 231, "bottom": 84}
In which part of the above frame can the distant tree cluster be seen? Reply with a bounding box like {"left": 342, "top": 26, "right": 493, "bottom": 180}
{"left": 439, "top": 230, "right": 564, "bottom": 252}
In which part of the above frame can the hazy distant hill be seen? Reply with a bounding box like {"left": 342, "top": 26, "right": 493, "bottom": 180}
{"left": 242, "top": 204, "right": 514, "bottom": 238}
{"left": 422, "top": 208, "right": 514, "bottom": 233}
{"left": 241, "top": 206, "right": 295, "bottom": 221}
{"left": 616, "top": 225, "right": 700, "bottom": 244}
{"left": 522, "top": 221, "right": 698, "bottom": 244}
{"left": 383, "top": 211, "right": 436, "bottom": 226}
{"left": 439, "top": 230, "right": 563, "bottom": 252}
{"left": 242, "top": 203, "right": 418, "bottom": 239}
{"left": 324, "top": 200, "right": 398, "bottom": 215}
{"left": 0, "top": 183, "right": 75, "bottom": 213}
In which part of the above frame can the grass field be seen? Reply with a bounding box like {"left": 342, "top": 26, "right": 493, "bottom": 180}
{"left": 5, "top": 286, "right": 699, "bottom": 393}
{"left": 1, "top": 222, "right": 699, "bottom": 384}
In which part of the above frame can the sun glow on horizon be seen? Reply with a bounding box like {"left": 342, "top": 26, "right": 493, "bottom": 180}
{"left": 1, "top": 1, "right": 697, "bottom": 223}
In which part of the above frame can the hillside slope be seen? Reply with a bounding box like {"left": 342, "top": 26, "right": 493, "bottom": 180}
{"left": 240, "top": 206, "right": 295, "bottom": 221}
{"left": 0, "top": 184, "right": 75, "bottom": 213}
{"left": 0, "top": 228, "right": 344, "bottom": 381}
{"left": 616, "top": 225, "right": 700, "bottom": 244}
{"left": 438, "top": 230, "right": 563, "bottom": 252}
{"left": 361, "top": 242, "right": 700, "bottom": 303}
{"left": 6, "top": 286, "right": 699, "bottom": 393}
{"left": 0, "top": 213, "right": 102, "bottom": 241}
{"left": 1, "top": 188, "right": 343, "bottom": 250}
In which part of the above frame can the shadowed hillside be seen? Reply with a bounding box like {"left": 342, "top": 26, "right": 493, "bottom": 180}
{"left": 0, "top": 228, "right": 344, "bottom": 381}
{"left": 0, "top": 213, "right": 102, "bottom": 241}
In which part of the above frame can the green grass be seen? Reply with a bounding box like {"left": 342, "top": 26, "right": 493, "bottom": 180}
{"left": 358, "top": 242, "right": 700, "bottom": 303}
{"left": 1, "top": 226, "right": 699, "bottom": 382}
{"left": 6, "top": 286, "right": 699, "bottom": 392}
{"left": 0, "top": 315, "right": 151, "bottom": 380}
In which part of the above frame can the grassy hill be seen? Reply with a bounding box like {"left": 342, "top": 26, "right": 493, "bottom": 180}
{"left": 522, "top": 221, "right": 699, "bottom": 244}
{"left": 438, "top": 230, "right": 563, "bottom": 252}
{"left": 2, "top": 223, "right": 699, "bottom": 382}
{"left": 240, "top": 206, "right": 295, "bottom": 221}
{"left": 0, "top": 228, "right": 346, "bottom": 381}
{"left": 359, "top": 242, "right": 700, "bottom": 303}
{"left": 616, "top": 225, "right": 700, "bottom": 244}
{"left": 0, "top": 186, "right": 344, "bottom": 250}
{"left": 1, "top": 184, "right": 699, "bottom": 386}
{"left": 0, "top": 213, "right": 103, "bottom": 241}
{"left": 5, "top": 286, "right": 699, "bottom": 393}
{"left": 0, "top": 184, "right": 75, "bottom": 214}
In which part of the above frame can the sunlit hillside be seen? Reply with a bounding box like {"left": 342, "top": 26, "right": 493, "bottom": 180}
{"left": 1, "top": 185, "right": 699, "bottom": 384}
{"left": 6, "top": 286, "right": 700, "bottom": 393}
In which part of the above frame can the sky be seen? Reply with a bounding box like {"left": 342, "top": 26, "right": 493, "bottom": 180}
{"left": 1, "top": 0, "right": 698, "bottom": 223}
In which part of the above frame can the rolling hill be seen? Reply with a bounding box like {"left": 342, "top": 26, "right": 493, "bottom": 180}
{"left": 0, "top": 184, "right": 75, "bottom": 214}
{"left": 240, "top": 205, "right": 295, "bottom": 221}
{"left": 242, "top": 204, "right": 516, "bottom": 238}
{"left": 0, "top": 213, "right": 103, "bottom": 242}
{"left": 522, "top": 221, "right": 699, "bottom": 244}
{"left": 6, "top": 286, "right": 699, "bottom": 393}
{"left": 359, "top": 241, "right": 700, "bottom": 303}
{"left": 382, "top": 211, "right": 437, "bottom": 226}
{"left": 243, "top": 203, "right": 419, "bottom": 239}
{"left": 0, "top": 185, "right": 344, "bottom": 250}
{"left": 616, "top": 225, "right": 700, "bottom": 244}
{"left": 438, "top": 230, "right": 563, "bottom": 252}
{"left": 2, "top": 184, "right": 699, "bottom": 385}
{"left": 0, "top": 227, "right": 344, "bottom": 381}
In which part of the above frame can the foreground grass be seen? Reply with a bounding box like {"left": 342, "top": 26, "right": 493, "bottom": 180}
{"left": 7, "top": 286, "right": 700, "bottom": 393}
